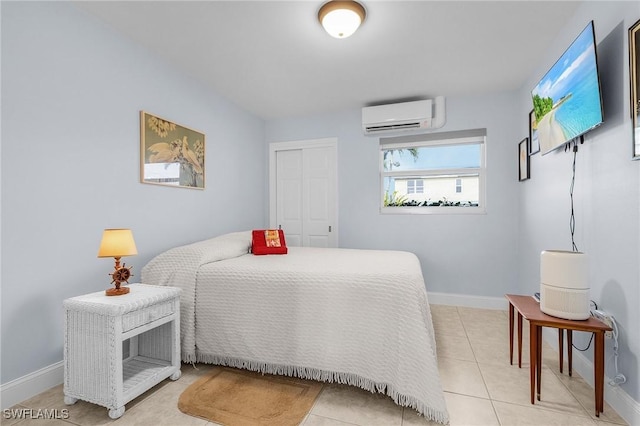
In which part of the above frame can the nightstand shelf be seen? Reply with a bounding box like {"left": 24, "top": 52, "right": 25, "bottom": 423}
{"left": 122, "top": 357, "right": 172, "bottom": 395}
{"left": 63, "top": 284, "right": 181, "bottom": 419}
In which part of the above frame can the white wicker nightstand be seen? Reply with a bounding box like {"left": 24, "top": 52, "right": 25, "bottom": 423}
{"left": 63, "top": 283, "right": 181, "bottom": 419}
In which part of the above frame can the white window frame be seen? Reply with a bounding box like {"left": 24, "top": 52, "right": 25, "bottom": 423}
{"left": 379, "top": 129, "right": 487, "bottom": 215}
{"left": 406, "top": 179, "right": 424, "bottom": 194}
{"left": 407, "top": 180, "right": 415, "bottom": 194}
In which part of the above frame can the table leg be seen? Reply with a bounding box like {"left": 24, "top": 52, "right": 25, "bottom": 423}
{"left": 567, "top": 330, "right": 573, "bottom": 377}
{"left": 559, "top": 329, "right": 564, "bottom": 374}
{"left": 537, "top": 325, "right": 542, "bottom": 401}
{"left": 517, "top": 312, "right": 523, "bottom": 368}
{"left": 509, "top": 303, "right": 514, "bottom": 365}
{"left": 529, "top": 322, "right": 537, "bottom": 405}
{"left": 594, "top": 331, "right": 605, "bottom": 417}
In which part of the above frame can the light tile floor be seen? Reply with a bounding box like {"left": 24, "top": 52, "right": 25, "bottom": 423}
{"left": 4, "top": 305, "right": 629, "bottom": 426}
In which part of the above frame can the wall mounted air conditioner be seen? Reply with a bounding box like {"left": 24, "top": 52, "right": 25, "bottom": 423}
{"left": 362, "top": 97, "right": 445, "bottom": 136}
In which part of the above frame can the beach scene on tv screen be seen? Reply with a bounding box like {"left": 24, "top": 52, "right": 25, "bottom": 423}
{"left": 531, "top": 24, "right": 603, "bottom": 154}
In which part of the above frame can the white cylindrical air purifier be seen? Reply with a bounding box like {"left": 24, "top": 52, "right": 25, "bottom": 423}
{"left": 540, "top": 250, "right": 590, "bottom": 320}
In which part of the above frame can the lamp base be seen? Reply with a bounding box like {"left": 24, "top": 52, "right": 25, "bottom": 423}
{"left": 105, "top": 286, "right": 130, "bottom": 296}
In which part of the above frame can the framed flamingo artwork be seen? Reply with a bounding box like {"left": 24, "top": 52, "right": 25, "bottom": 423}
{"left": 140, "top": 111, "right": 205, "bottom": 189}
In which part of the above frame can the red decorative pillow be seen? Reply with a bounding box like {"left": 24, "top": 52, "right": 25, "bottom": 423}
{"left": 252, "top": 229, "right": 288, "bottom": 255}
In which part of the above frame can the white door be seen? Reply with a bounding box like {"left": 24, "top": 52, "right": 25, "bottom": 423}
{"left": 270, "top": 139, "right": 337, "bottom": 248}
{"left": 275, "top": 149, "right": 303, "bottom": 247}
{"left": 303, "top": 146, "right": 335, "bottom": 247}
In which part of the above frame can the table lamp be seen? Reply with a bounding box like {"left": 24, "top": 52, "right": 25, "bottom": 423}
{"left": 98, "top": 228, "right": 138, "bottom": 296}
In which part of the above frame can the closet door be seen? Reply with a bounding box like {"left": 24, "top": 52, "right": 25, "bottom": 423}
{"left": 270, "top": 139, "right": 337, "bottom": 248}
{"left": 275, "top": 149, "right": 303, "bottom": 247}
{"left": 303, "top": 146, "right": 335, "bottom": 247}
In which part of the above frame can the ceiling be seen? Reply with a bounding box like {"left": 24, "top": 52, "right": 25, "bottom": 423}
{"left": 75, "top": 1, "right": 582, "bottom": 120}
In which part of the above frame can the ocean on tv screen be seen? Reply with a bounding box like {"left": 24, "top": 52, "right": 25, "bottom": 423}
{"left": 532, "top": 23, "right": 603, "bottom": 154}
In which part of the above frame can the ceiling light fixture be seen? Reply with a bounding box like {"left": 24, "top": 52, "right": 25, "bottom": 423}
{"left": 318, "top": 0, "right": 366, "bottom": 39}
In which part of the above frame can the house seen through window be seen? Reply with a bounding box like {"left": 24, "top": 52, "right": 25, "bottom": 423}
{"left": 380, "top": 129, "right": 486, "bottom": 214}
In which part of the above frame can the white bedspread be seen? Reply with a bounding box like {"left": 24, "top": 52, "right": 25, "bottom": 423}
{"left": 141, "top": 232, "right": 448, "bottom": 424}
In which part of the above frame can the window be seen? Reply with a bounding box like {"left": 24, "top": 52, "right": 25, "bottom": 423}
{"left": 407, "top": 179, "right": 424, "bottom": 194}
{"left": 380, "top": 129, "right": 486, "bottom": 214}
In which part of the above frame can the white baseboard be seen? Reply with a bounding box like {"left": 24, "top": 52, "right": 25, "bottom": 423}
{"left": 427, "top": 291, "right": 508, "bottom": 310}
{"left": 542, "top": 328, "right": 640, "bottom": 425}
{"left": 0, "top": 361, "right": 63, "bottom": 409}
{"left": 605, "top": 385, "right": 640, "bottom": 426}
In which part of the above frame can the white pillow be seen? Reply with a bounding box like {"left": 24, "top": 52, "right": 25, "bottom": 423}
{"left": 196, "top": 231, "right": 252, "bottom": 262}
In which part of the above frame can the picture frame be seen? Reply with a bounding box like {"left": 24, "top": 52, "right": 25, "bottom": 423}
{"left": 529, "top": 110, "right": 540, "bottom": 155}
{"left": 630, "top": 19, "right": 640, "bottom": 160}
{"left": 518, "top": 138, "right": 530, "bottom": 181}
{"left": 140, "top": 111, "right": 205, "bottom": 189}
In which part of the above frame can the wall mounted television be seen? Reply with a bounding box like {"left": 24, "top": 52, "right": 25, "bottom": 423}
{"left": 531, "top": 21, "right": 604, "bottom": 155}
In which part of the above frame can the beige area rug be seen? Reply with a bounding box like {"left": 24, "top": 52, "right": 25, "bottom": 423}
{"left": 178, "top": 367, "right": 323, "bottom": 426}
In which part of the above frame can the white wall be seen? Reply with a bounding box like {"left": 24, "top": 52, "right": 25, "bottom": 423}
{"left": 516, "top": 1, "right": 639, "bottom": 403}
{"left": 1, "top": 2, "right": 266, "bottom": 384}
{"left": 266, "top": 92, "right": 522, "bottom": 298}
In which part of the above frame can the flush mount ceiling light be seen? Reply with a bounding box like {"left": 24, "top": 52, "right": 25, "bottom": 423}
{"left": 318, "top": 0, "right": 366, "bottom": 39}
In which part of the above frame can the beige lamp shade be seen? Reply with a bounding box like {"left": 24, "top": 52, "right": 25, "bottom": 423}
{"left": 97, "top": 229, "right": 138, "bottom": 258}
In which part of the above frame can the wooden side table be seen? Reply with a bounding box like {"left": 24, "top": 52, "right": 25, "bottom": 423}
{"left": 505, "top": 294, "right": 612, "bottom": 417}
{"left": 506, "top": 294, "right": 573, "bottom": 376}
{"left": 64, "top": 283, "right": 181, "bottom": 419}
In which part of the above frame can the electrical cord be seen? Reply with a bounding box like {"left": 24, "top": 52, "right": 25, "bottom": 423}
{"left": 572, "top": 301, "right": 599, "bottom": 351}
{"left": 569, "top": 140, "right": 584, "bottom": 352}
{"left": 572, "top": 332, "right": 594, "bottom": 352}
{"left": 608, "top": 315, "right": 627, "bottom": 385}
{"left": 575, "top": 305, "right": 627, "bottom": 384}
{"left": 565, "top": 138, "right": 625, "bottom": 385}
{"left": 570, "top": 143, "right": 579, "bottom": 252}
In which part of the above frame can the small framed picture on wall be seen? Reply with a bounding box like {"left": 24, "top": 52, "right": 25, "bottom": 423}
{"left": 629, "top": 19, "right": 640, "bottom": 159}
{"left": 518, "top": 138, "right": 530, "bottom": 181}
{"left": 529, "top": 110, "right": 540, "bottom": 155}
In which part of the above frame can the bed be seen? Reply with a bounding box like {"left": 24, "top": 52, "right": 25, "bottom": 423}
{"left": 141, "top": 231, "right": 448, "bottom": 424}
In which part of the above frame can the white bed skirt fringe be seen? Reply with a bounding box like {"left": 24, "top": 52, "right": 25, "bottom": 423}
{"left": 192, "top": 353, "right": 449, "bottom": 425}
